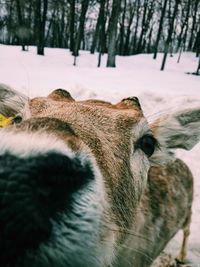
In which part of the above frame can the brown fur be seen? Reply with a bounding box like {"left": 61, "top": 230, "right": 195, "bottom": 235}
{"left": 25, "top": 93, "right": 145, "bottom": 230}
{"left": 1, "top": 87, "right": 196, "bottom": 267}
{"left": 116, "top": 159, "right": 193, "bottom": 266}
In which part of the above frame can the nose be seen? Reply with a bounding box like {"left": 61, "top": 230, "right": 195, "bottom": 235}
{"left": 0, "top": 152, "right": 94, "bottom": 265}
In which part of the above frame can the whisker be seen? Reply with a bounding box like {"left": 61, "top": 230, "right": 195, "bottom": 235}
{"left": 106, "top": 227, "right": 154, "bottom": 244}
{"left": 100, "top": 239, "right": 154, "bottom": 265}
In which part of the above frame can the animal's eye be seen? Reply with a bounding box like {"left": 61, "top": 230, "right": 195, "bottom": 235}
{"left": 137, "top": 135, "right": 157, "bottom": 157}
{"left": 13, "top": 115, "right": 22, "bottom": 124}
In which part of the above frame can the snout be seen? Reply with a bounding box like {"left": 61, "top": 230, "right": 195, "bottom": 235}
{"left": 0, "top": 151, "right": 94, "bottom": 266}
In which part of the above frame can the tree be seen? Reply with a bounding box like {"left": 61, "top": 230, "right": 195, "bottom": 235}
{"left": 153, "top": 0, "right": 168, "bottom": 59}
{"left": 97, "top": 0, "right": 106, "bottom": 67}
{"left": 5, "top": 0, "right": 14, "bottom": 44}
{"left": 73, "top": 0, "right": 90, "bottom": 58}
{"left": 192, "top": 17, "right": 200, "bottom": 56}
{"left": 147, "top": 23, "right": 154, "bottom": 53}
{"left": 106, "top": 0, "right": 121, "bottom": 67}
{"left": 15, "top": 0, "right": 26, "bottom": 51}
{"left": 196, "top": 55, "right": 200, "bottom": 75}
{"left": 0, "top": 0, "right": 200, "bottom": 62}
{"left": 123, "top": 2, "right": 135, "bottom": 55}
{"left": 160, "top": 0, "right": 180, "bottom": 71}
{"left": 91, "top": 0, "right": 106, "bottom": 54}
{"left": 119, "top": 0, "right": 127, "bottom": 55}
{"left": 132, "top": 0, "right": 140, "bottom": 54}
{"left": 36, "top": 0, "right": 48, "bottom": 55}
{"left": 140, "top": 0, "right": 155, "bottom": 53}
{"left": 136, "top": 0, "right": 148, "bottom": 53}
{"left": 69, "top": 0, "right": 75, "bottom": 52}
{"left": 177, "top": 0, "right": 191, "bottom": 52}
{"left": 188, "top": 0, "right": 199, "bottom": 51}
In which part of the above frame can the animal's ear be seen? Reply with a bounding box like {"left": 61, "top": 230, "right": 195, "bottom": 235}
{"left": 149, "top": 107, "right": 200, "bottom": 164}
{"left": 0, "top": 84, "right": 28, "bottom": 117}
{"left": 48, "top": 89, "right": 74, "bottom": 102}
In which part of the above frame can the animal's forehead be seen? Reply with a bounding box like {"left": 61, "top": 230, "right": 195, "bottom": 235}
{"left": 27, "top": 95, "right": 147, "bottom": 183}
{"left": 29, "top": 95, "right": 144, "bottom": 126}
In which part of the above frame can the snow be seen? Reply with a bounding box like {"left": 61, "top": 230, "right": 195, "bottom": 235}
{"left": 1, "top": 45, "right": 199, "bottom": 100}
{"left": 0, "top": 44, "right": 200, "bottom": 265}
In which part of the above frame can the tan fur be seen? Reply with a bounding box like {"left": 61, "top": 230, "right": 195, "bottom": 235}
{"left": 1, "top": 87, "right": 196, "bottom": 267}
{"left": 24, "top": 93, "right": 145, "bottom": 230}
{"left": 116, "top": 159, "right": 193, "bottom": 266}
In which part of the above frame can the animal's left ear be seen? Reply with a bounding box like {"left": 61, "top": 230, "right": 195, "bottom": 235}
{"left": 0, "top": 84, "right": 28, "bottom": 117}
{"left": 149, "top": 107, "right": 200, "bottom": 164}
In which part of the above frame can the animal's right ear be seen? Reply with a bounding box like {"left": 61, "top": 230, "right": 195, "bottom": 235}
{"left": 48, "top": 89, "right": 74, "bottom": 102}
{"left": 0, "top": 84, "right": 28, "bottom": 117}
{"left": 149, "top": 107, "right": 200, "bottom": 165}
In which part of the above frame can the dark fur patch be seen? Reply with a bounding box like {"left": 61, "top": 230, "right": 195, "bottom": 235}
{"left": 0, "top": 152, "right": 94, "bottom": 266}
{"left": 17, "top": 117, "right": 76, "bottom": 136}
{"left": 122, "top": 97, "right": 142, "bottom": 110}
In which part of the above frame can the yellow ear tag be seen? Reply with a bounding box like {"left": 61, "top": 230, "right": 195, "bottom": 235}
{"left": 0, "top": 114, "right": 13, "bottom": 128}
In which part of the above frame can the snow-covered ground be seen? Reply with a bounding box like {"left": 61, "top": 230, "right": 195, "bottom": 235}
{"left": 0, "top": 44, "right": 200, "bottom": 265}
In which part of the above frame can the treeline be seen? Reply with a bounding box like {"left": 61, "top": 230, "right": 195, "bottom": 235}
{"left": 0, "top": 0, "right": 200, "bottom": 69}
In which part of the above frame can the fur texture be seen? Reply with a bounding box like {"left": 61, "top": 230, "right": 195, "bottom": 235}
{"left": 0, "top": 86, "right": 198, "bottom": 267}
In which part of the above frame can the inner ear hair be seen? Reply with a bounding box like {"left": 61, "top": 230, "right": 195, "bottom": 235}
{"left": 0, "top": 84, "right": 28, "bottom": 117}
{"left": 149, "top": 107, "right": 200, "bottom": 165}
{"left": 177, "top": 109, "right": 200, "bottom": 126}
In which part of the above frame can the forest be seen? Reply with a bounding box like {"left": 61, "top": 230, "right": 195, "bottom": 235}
{"left": 0, "top": 0, "right": 200, "bottom": 70}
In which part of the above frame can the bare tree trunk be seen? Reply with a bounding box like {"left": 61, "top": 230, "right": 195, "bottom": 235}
{"left": 153, "top": 0, "right": 168, "bottom": 59}
{"left": 119, "top": 0, "right": 126, "bottom": 55}
{"left": 69, "top": 0, "right": 75, "bottom": 52}
{"left": 97, "top": 21, "right": 105, "bottom": 68}
{"left": 73, "top": 0, "right": 89, "bottom": 58}
{"left": 176, "top": 24, "right": 185, "bottom": 52}
{"left": 36, "top": 0, "right": 48, "bottom": 55}
{"left": 136, "top": 0, "right": 148, "bottom": 53}
{"left": 90, "top": 12, "right": 100, "bottom": 54}
{"left": 124, "top": 4, "right": 135, "bottom": 55}
{"left": 141, "top": 0, "right": 154, "bottom": 52}
{"left": 147, "top": 24, "right": 153, "bottom": 53}
{"left": 182, "top": 21, "right": 189, "bottom": 51}
{"left": 27, "top": 0, "right": 33, "bottom": 46}
{"left": 97, "top": 0, "right": 106, "bottom": 67}
{"left": 188, "top": 0, "right": 199, "bottom": 51}
{"left": 160, "top": 0, "right": 180, "bottom": 71}
{"left": 177, "top": 45, "right": 183, "bottom": 63}
{"left": 45, "top": 7, "right": 56, "bottom": 44}
{"left": 195, "top": 25, "right": 200, "bottom": 57}
{"left": 6, "top": 0, "right": 14, "bottom": 44}
{"left": 91, "top": 0, "right": 106, "bottom": 54}
{"left": 106, "top": 0, "right": 121, "bottom": 67}
{"left": 59, "top": 3, "right": 66, "bottom": 48}
{"left": 15, "top": 0, "right": 26, "bottom": 51}
{"left": 170, "top": 17, "right": 178, "bottom": 56}
{"left": 179, "top": 0, "right": 190, "bottom": 52}
{"left": 133, "top": 0, "right": 140, "bottom": 53}
{"left": 196, "top": 55, "right": 200, "bottom": 75}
